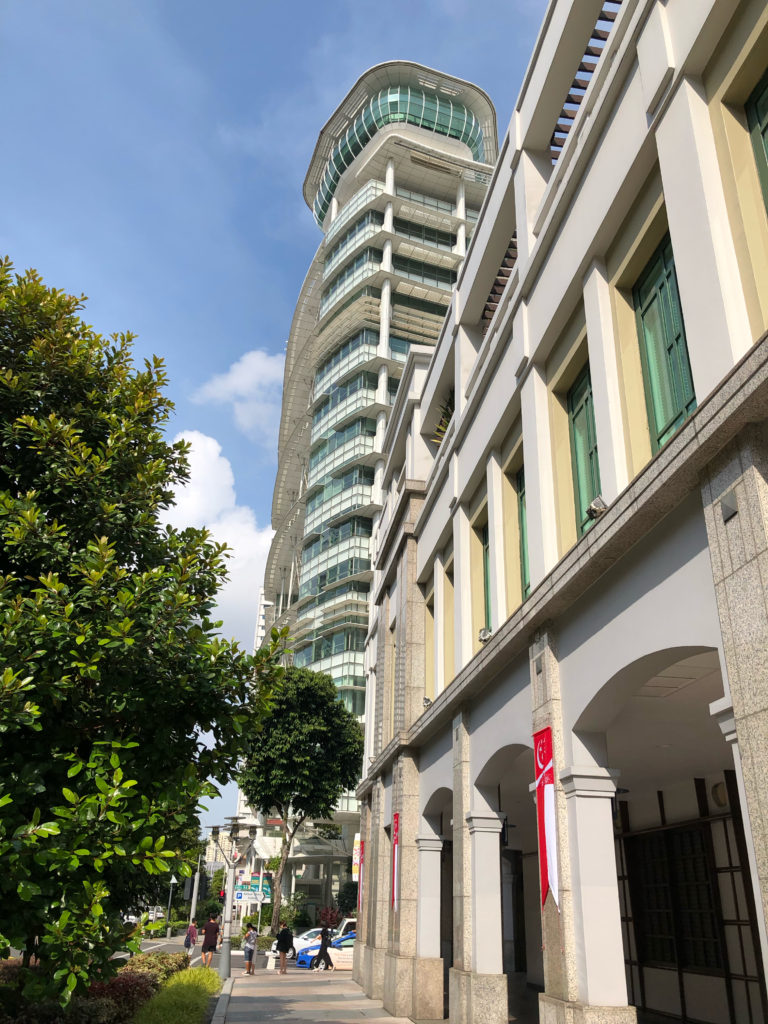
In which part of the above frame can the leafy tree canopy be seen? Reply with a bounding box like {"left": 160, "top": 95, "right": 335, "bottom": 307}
{"left": 0, "top": 260, "right": 285, "bottom": 1003}
{"left": 237, "top": 667, "right": 363, "bottom": 932}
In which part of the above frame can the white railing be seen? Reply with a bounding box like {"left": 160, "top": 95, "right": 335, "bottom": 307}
{"left": 324, "top": 180, "right": 386, "bottom": 246}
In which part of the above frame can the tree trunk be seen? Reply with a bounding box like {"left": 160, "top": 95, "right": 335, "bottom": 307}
{"left": 270, "top": 832, "right": 290, "bottom": 934}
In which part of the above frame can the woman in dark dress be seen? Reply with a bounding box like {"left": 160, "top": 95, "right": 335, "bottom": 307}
{"left": 313, "top": 925, "right": 334, "bottom": 971}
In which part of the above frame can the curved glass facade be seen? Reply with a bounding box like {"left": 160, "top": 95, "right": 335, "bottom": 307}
{"left": 313, "top": 86, "right": 486, "bottom": 225}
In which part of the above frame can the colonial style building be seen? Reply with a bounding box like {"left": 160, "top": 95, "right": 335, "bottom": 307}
{"left": 354, "top": 2, "right": 768, "bottom": 1024}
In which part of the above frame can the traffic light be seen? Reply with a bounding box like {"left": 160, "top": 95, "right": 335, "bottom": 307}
{"left": 218, "top": 889, "right": 225, "bottom": 903}
{"left": 198, "top": 873, "right": 209, "bottom": 900}
{"left": 183, "top": 877, "right": 193, "bottom": 901}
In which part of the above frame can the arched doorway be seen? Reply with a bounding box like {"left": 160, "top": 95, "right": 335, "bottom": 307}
{"left": 421, "top": 786, "right": 453, "bottom": 1017}
{"left": 574, "top": 647, "right": 767, "bottom": 1024}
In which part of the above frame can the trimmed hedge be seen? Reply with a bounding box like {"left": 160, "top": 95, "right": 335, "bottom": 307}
{"left": 133, "top": 968, "right": 221, "bottom": 1024}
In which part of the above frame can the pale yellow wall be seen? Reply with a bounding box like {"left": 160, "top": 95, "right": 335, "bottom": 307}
{"left": 424, "top": 593, "right": 435, "bottom": 702}
{"left": 705, "top": 3, "right": 768, "bottom": 340}
{"left": 500, "top": 423, "right": 523, "bottom": 615}
{"left": 545, "top": 307, "right": 587, "bottom": 557}
{"left": 605, "top": 172, "right": 668, "bottom": 480}
{"left": 443, "top": 560, "right": 455, "bottom": 685}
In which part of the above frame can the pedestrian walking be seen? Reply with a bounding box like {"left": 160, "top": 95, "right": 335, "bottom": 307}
{"left": 313, "top": 925, "right": 334, "bottom": 971}
{"left": 275, "top": 920, "right": 293, "bottom": 975}
{"left": 201, "top": 913, "right": 221, "bottom": 967}
{"left": 243, "top": 922, "right": 257, "bottom": 974}
{"left": 184, "top": 918, "right": 198, "bottom": 959}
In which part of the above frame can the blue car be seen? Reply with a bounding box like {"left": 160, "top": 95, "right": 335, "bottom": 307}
{"left": 295, "top": 932, "right": 356, "bottom": 970}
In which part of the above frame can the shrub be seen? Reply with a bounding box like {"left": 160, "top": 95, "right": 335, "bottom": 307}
{"left": 229, "top": 934, "right": 242, "bottom": 950}
{"left": 86, "top": 972, "right": 157, "bottom": 1022}
{"left": 133, "top": 968, "right": 220, "bottom": 1024}
{"left": 121, "top": 952, "right": 188, "bottom": 984}
{"left": 256, "top": 936, "right": 274, "bottom": 952}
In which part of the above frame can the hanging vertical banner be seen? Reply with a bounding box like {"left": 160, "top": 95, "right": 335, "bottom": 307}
{"left": 533, "top": 726, "right": 559, "bottom": 909}
{"left": 352, "top": 833, "right": 361, "bottom": 881}
{"left": 391, "top": 812, "right": 400, "bottom": 911}
{"left": 357, "top": 839, "right": 365, "bottom": 911}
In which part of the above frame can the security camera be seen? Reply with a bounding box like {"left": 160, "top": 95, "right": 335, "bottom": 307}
{"left": 586, "top": 495, "right": 608, "bottom": 520}
{"left": 423, "top": 696, "right": 433, "bottom": 708}
{"left": 478, "top": 628, "right": 493, "bottom": 644}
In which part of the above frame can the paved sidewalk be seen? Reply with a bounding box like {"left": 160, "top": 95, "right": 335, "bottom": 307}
{"left": 217, "top": 967, "right": 418, "bottom": 1024}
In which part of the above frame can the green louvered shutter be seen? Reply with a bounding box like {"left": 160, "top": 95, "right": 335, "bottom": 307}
{"left": 480, "top": 523, "right": 491, "bottom": 630}
{"left": 634, "top": 236, "right": 696, "bottom": 452}
{"left": 568, "top": 365, "right": 601, "bottom": 535}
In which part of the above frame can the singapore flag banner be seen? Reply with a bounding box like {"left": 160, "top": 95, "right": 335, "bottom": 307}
{"left": 391, "top": 813, "right": 400, "bottom": 911}
{"left": 534, "top": 726, "right": 560, "bottom": 909}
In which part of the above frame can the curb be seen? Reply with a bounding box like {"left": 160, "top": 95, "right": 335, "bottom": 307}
{"left": 211, "top": 976, "right": 234, "bottom": 1024}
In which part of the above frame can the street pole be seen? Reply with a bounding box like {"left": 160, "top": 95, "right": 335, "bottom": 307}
{"left": 219, "top": 848, "right": 236, "bottom": 981}
{"left": 165, "top": 875, "right": 177, "bottom": 939}
{"left": 189, "top": 853, "right": 202, "bottom": 926}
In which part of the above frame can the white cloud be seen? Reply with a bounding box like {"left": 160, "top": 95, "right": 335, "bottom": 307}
{"left": 165, "top": 430, "right": 273, "bottom": 650}
{"left": 192, "top": 349, "right": 285, "bottom": 454}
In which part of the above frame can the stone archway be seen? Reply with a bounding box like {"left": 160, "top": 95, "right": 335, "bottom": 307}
{"left": 572, "top": 647, "right": 767, "bottom": 1024}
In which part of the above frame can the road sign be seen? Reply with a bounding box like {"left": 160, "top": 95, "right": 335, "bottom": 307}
{"left": 235, "top": 891, "right": 243, "bottom": 901}
{"left": 254, "top": 891, "right": 266, "bottom": 905}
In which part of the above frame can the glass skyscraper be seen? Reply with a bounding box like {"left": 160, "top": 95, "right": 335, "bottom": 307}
{"left": 263, "top": 63, "right": 498, "bottom": 812}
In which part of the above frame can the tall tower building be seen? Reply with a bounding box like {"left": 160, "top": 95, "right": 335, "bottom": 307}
{"left": 263, "top": 63, "right": 497, "bottom": 777}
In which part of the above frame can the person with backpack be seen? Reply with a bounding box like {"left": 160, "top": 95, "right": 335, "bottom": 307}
{"left": 275, "top": 920, "right": 293, "bottom": 974}
{"left": 184, "top": 918, "right": 198, "bottom": 959}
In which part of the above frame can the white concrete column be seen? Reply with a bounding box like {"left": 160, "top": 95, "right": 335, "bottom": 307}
{"left": 583, "top": 259, "right": 629, "bottom": 502}
{"left": 416, "top": 836, "right": 443, "bottom": 958}
{"left": 372, "top": 458, "right": 385, "bottom": 507}
{"left": 385, "top": 158, "right": 395, "bottom": 195}
{"left": 520, "top": 364, "right": 558, "bottom": 587}
{"left": 456, "top": 180, "right": 467, "bottom": 258}
{"left": 485, "top": 450, "right": 507, "bottom": 629}
{"left": 378, "top": 278, "right": 392, "bottom": 353}
{"left": 452, "top": 503, "right": 474, "bottom": 672}
{"left": 383, "top": 199, "right": 394, "bottom": 234}
{"left": 466, "top": 812, "right": 504, "bottom": 974}
{"left": 376, "top": 364, "right": 389, "bottom": 407}
{"left": 655, "top": 77, "right": 752, "bottom": 398}
{"left": 382, "top": 237, "right": 393, "bottom": 274}
{"left": 560, "top": 766, "right": 628, "bottom": 1007}
{"left": 512, "top": 148, "right": 550, "bottom": 263}
{"left": 432, "top": 554, "right": 445, "bottom": 697}
{"left": 329, "top": 196, "right": 339, "bottom": 224}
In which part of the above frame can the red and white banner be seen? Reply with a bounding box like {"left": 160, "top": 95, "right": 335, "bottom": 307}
{"left": 391, "top": 812, "right": 400, "bottom": 911}
{"left": 357, "top": 839, "right": 365, "bottom": 912}
{"left": 534, "top": 727, "right": 559, "bottom": 909}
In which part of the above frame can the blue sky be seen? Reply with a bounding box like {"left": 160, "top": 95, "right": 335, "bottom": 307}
{"left": 2, "top": 0, "right": 546, "bottom": 827}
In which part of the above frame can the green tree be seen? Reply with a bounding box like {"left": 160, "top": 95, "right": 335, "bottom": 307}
{"left": 0, "top": 261, "right": 286, "bottom": 1004}
{"left": 237, "top": 667, "right": 363, "bottom": 933}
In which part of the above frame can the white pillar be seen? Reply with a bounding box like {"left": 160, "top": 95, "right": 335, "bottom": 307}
{"left": 433, "top": 554, "right": 445, "bottom": 696}
{"left": 379, "top": 278, "right": 392, "bottom": 353}
{"left": 520, "top": 364, "right": 558, "bottom": 587}
{"left": 486, "top": 450, "right": 507, "bottom": 629}
{"left": 452, "top": 503, "right": 474, "bottom": 672}
{"left": 583, "top": 259, "right": 629, "bottom": 502}
{"left": 560, "top": 766, "right": 628, "bottom": 1007}
{"left": 655, "top": 77, "right": 752, "bottom": 397}
{"left": 329, "top": 196, "right": 339, "bottom": 224}
{"left": 382, "top": 237, "right": 393, "bottom": 274}
{"left": 376, "top": 364, "right": 389, "bottom": 407}
{"left": 385, "top": 158, "right": 395, "bottom": 195}
{"left": 456, "top": 180, "right": 467, "bottom": 257}
{"left": 466, "top": 812, "right": 504, "bottom": 974}
{"left": 416, "top": 836, "right": 443, "bottom": 958}
{"left": 512, "top": 148, "right": 551, "bottom": 264}
{"left": 383, "top": 199, "right": 394, "bottom": 234}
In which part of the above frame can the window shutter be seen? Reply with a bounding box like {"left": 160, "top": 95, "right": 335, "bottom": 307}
{"left": 568, "top": 365, "right": 601, "bottom": 535}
